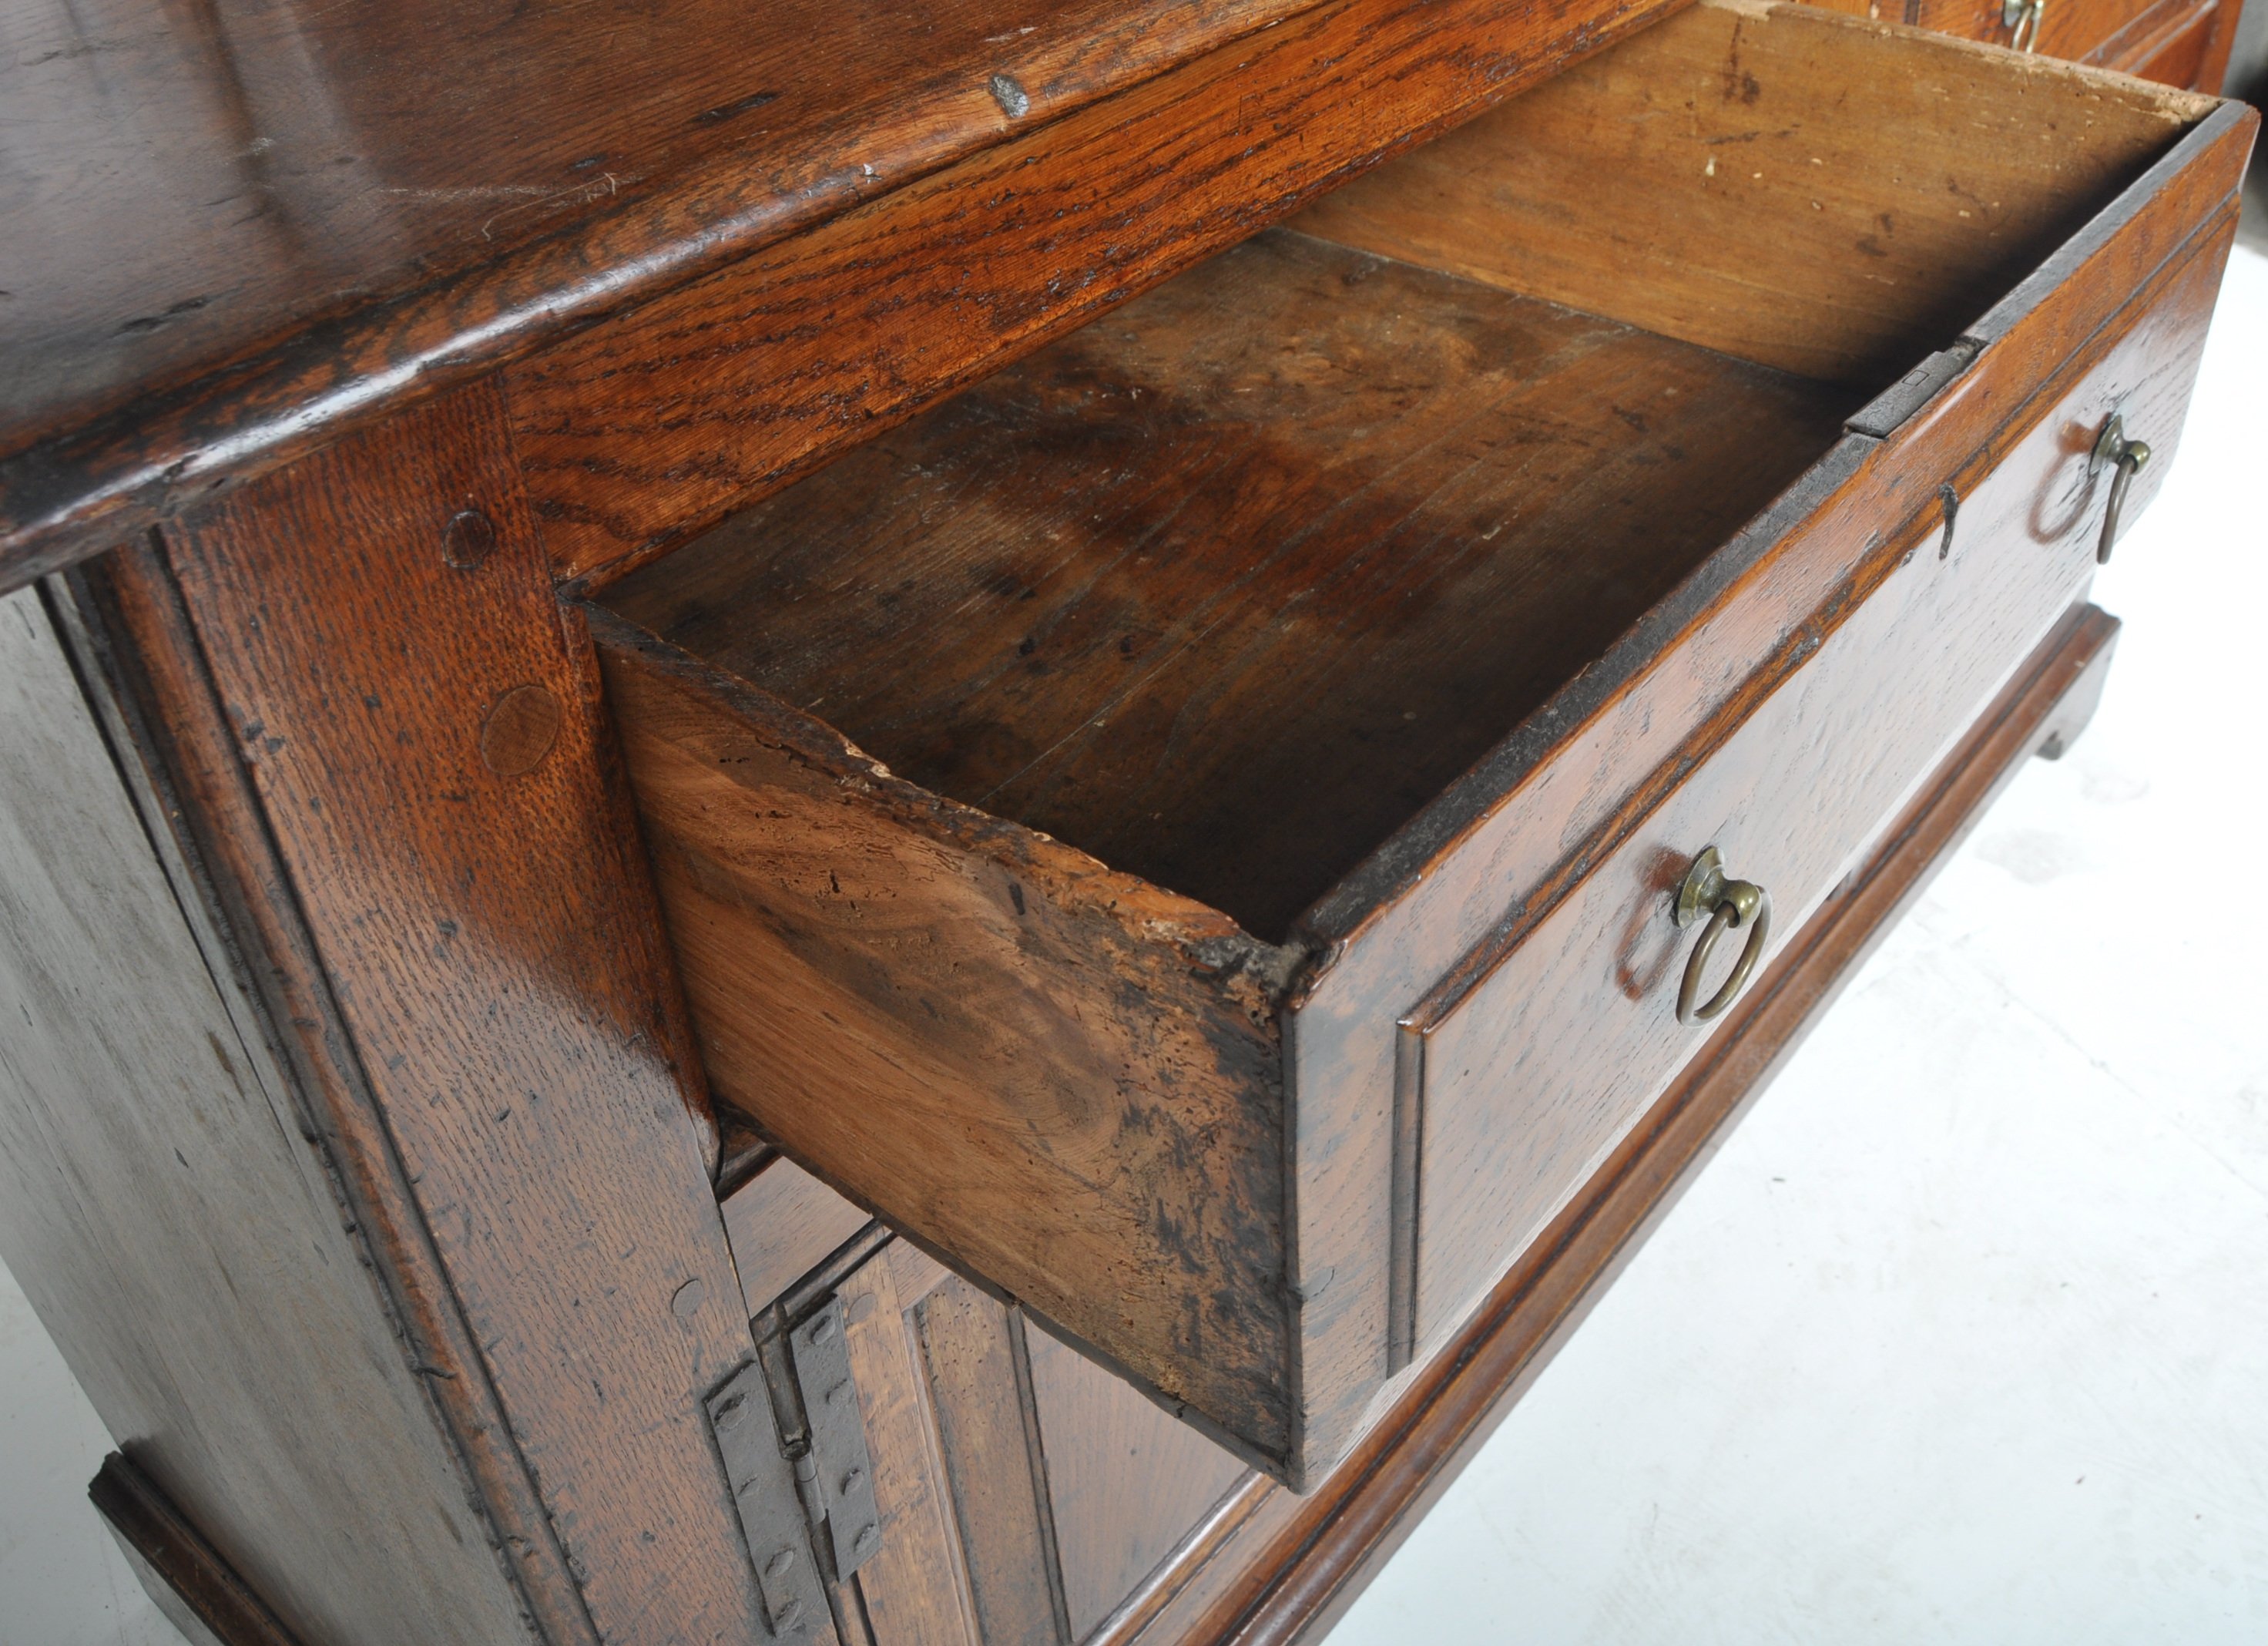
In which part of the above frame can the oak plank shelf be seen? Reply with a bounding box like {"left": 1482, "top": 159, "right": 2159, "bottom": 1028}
{"left": 0, "top": 0, "right": 2253, "bottom": 1636}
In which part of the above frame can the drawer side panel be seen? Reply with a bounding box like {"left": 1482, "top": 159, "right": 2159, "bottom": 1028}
{"left": 597, "top": 623, "right": 1300, "bottom": 1470}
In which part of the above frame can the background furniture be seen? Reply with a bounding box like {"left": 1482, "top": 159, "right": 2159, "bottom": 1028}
{"left": 1804, "top": 0, "right": 2242, "bottom": 90}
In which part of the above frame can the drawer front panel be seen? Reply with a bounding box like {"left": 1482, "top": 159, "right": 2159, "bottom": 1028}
{"left": 1404, "top": 230, "right": 2227, "bottom": 1348}
{"left": 1281, "top": 85, "right": 2248, "bottom": 1476}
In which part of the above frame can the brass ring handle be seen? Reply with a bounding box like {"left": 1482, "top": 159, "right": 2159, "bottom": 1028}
{"left": 2091, "top": 412, "right": 2152, "bottom": 566}
{"left": 1673, "top": 846, "right": 1772, "bottom": 1026}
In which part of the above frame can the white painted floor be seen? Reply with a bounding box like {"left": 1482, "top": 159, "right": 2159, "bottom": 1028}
{"left": 2, "top": 249, "right": 2263, "bottom": 1646}
{"left": 0, "top": 1265, "right": 181, "bottom": 1641}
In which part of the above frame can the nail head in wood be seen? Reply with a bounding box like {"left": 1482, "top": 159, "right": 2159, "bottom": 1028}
{"left": 988, "top": 72, "right": 1028, "bottom": 118}
{"left": 441, "top": 506, "right": 498, "bottom": 569}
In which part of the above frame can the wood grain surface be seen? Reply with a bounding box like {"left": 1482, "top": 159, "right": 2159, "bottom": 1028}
{"left": 884, "top": 603, "right": 2122, "bottom": 1646}
{"left": 593, "top": 41, "right": 2241, "bottom": 1486}
{"left": 811, "top": 1237, "right": 1253, "bottom": 1646}
{"left": 2096, "top": 0, "right": 2239, "bottom": 88}
{"left": 1401, "top": 274, "right": 2146, "bottom": 1342}
{"left": 600, "top": 227, "right": 1850, "bottom": 942}
{"left": 89, "top": 1454, "right": 308, "bottom": 1646}
{"left": 594, "top": 614, "right": 1301, "bottom": 1475}
{"left": 0, "top": 0, "right": 2241, "bottom": 1633}
{"left": 0, "top": 0, "right": 1302, "bottom": 440}
{"left": 0, "top": 585, "right": 540, "bottom": 1646}
{"left": 1023, "top": 1328, "right": 1249, "bottom": 1641}
{"left": 1394, "top": 221, "right": 2238, "bottom": 1335}
{"left": 724, "top": 1154, "right": 877, "bottom": 1316}
{"left": 837, "top": 1245, "right": 986, "bottom": 1646}
{"left": 1295, "top": 0, "right": 2211, "bottom": 384}
{"left": 1277, "top": 99, "right": 2246, "bottom": 1478}
{"left": 1801, "top": 0, "right": 2236, "bottom": 88}
{"left": 76, "top": 540, "right": 614, "bottom": 1646}
{"left": 0, "top": 0, "right": 1333, "bottom": 576}
{"left": 159, "top": 381, "right": 771, "bottom": 1644}
{"left": 914, "top": 1280, "right": 1070, "bottom": 1646}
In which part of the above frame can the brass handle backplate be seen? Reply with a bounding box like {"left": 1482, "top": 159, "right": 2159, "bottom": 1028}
{"left": 1673, "top": 846, "right": 1772, "bottom": 1026}
{"left": 2090, "top": 412, "right": 2152, "bottom": 565}
{"left": 2003, "top": 0, "right": 2045, "bottom": 50}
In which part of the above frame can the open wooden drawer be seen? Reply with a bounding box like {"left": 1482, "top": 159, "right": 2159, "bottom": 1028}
{"left": 589, "top": 0, "right": 2253, "bottom": 1489}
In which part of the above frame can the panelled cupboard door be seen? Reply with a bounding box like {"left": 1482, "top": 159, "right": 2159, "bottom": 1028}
{"left": 834, "top": 1245, "right": 987, "bottom": 1646}
{"left": 1022, "top": 1332, "right": 1247, "bottom": 1642}
{"left": 831, "top": 1242, "right": 1250, "bottom": 1644}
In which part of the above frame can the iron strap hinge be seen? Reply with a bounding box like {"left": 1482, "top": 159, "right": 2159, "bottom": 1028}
{"left": 784, "top": 1295, "right": 884, "bottom": 1583}
{"left": 706, "top": 1362, "right": 834, "bottom": 1639}
{"left": 706, "top": 1294, "right": 884, "bottom": 1639}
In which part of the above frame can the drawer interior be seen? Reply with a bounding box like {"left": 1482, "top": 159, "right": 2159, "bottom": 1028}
{"left": 605, "top": 232, "right": 1848, "bottom": 942}
{"left": 597, "top": 0, "right": 2201, "bottom": 946}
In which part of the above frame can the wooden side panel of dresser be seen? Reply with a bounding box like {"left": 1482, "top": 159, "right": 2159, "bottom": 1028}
{"left": 148, "top": 382, "right": 779, "bottom": 1645}
{"left": 0, "top": 584, "right": 539, "bottom": 1646}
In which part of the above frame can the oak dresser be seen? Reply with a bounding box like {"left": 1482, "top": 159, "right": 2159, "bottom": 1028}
{"left": 0, "top": 0, "right": 2254, "bottom": 1639}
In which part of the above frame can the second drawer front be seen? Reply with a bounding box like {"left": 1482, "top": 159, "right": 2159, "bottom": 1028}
{"left": 1403, "top": 294, "right": 2194, "bottom": 1349}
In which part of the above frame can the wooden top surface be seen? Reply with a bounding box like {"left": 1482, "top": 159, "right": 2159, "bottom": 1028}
{"left": 0, "top": 0, "right": 1313, "bottom": 573}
